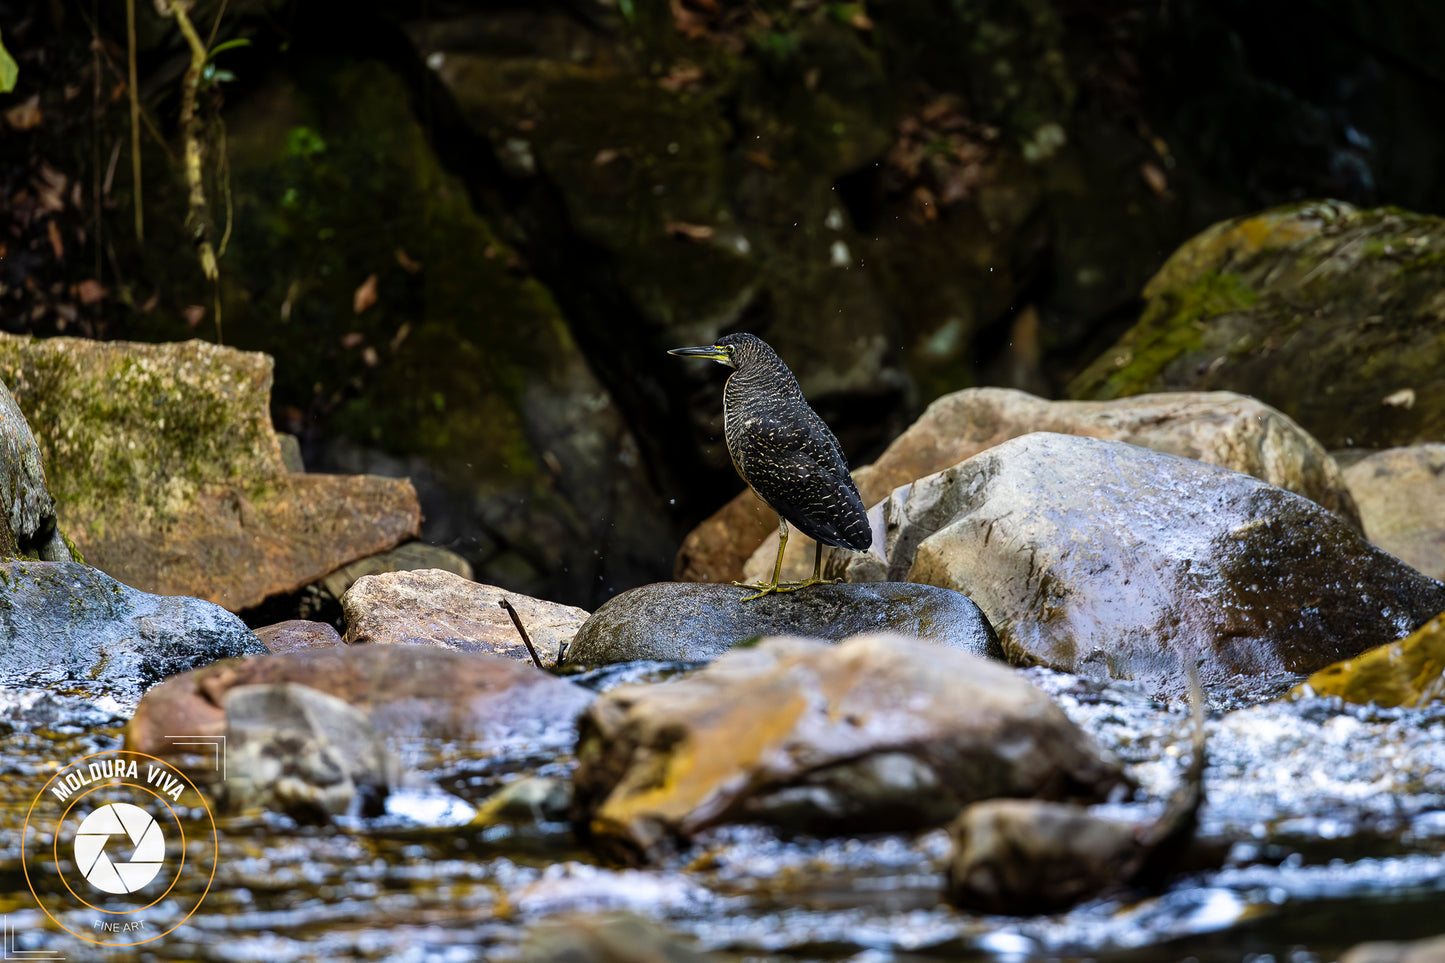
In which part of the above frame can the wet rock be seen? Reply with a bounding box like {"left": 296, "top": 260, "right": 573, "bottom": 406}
{"left": 1070, "top": 202, "right": 1445, "bottom": 450}
{"left": 1344, "top": 444, "right": 1445, "bottom": 580}
{"left": 572, "top": 633, "right": 1128, "bottom": 863}
{"left": 474, "top": 776, "right": 571, "bottom": 826}
{"left": 0, "top": 375, "right": 74, "bottom": 562}
{"left": 220, "top": 682, "right": 403, "bottom": 821}
{"left": 254, "top": 619, "right": 344, "bottom": 654}
{"left": 0, "top": 560, "right": 265, "bottom": 708}
{"left": 319, "top": 540, "right": 474, "bottom": 603}
{"left": 846, "top": 433, "right": 1445, "bottom": 705}
{"left": 740, "top": 386, "right": 1361, "bottom": 585}
{"left": 1341, "top": 934, "right": 1445, "bottom": 963}
{"left": 0, "top": 334, "right": 421, "bottom": 611}
{"left": 514, "top": 913, "right": 726, "bottom": 963}
{"left": 564, "top": 581, "right": 1001, "bottom": 667}
{"left": 1293, "top": 612, "right": 1445, "bottom": 708}
{"left": 341, "top": 569, "right": 588, "bottom": 666}
{"left": 126, "top": 644, "right": 593, "bottom": 765}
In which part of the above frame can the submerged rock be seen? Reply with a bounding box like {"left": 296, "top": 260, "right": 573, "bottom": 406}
{"left": 126, "top": 645, "right": 594, "bottom": 764}
{"left": 221, "top": 682, "right": 403, "bottom": 821}
{"left": 738, "top": 386, "right": 1361, "bottom": 585}
{"left": 564, "top": 581, "right": 1001, "bottom": 666}
{"left": 0, "top": 375, "right": 74, "bottom": 562}
{"left": 1069, "top": 202, "right": 1445, "bottom": 450}
{"left": 845, "top": 433, "right": 1445, "bottom": 705}
{"left": 1344, "top": 444, "right": 1445, "bottom": 581}
{"left": 1293, "top": 612, "right": 1445, "bottom": 708}
{"left": 0, "top": 560, "right": 264, "bottom": 707}
{"left": 341, "top": 569, "right": 589, "bottom": 666}
{"left": 0, "top": 334, "right": 421, "bottom": 611}
{"left": 572, "top": 633, "right": 1127, "bottom": 863}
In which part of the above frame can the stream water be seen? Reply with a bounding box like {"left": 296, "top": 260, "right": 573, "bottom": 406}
{"left": 3, "top": 664, "right": 1444, "bottom": 961}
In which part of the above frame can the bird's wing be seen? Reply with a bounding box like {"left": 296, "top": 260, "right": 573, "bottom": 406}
{"left": 734, "top": 409, "right": 871, "bottom": 550}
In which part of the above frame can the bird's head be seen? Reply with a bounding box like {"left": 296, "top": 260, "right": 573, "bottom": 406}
{"left": 667, "top": 332, "right": 770, "bottom": 370}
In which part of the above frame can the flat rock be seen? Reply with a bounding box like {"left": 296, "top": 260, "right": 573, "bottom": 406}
{"left": 0, "top": 375, "right": 74, "bottom": 561}
{"left": 0, "top": 560, "right": 265, "bottom": 708}
{"left": 572, "top": 633, "right": 1128, "bottom": 863}
{"left": 125, "top": 644, "right": 594, "bottom": 765}
{"left": 1293, "top": 611, "right": 1445, "bottom": 708}
{"left": 737, "top": 386, "right": 1358, "bottom": 586}
{"left": 564, "top": 581, "right": 1001, "bottom": 667}
{"left": 0, "top": 334, "right": 421, "bottom": 611}
{"left": 254, "top": 619, "right": 344, "bottom": 653}
{"left": 1344, "top": 444, "right": 1445, "bottom": 580}
{"left": 846, "top": 433, "right": 1445, "bottom": 705}
{"left": 318, "top": 540, "right": 474, "bottom": 604}
{"left": 341, "top": 569, "right": 589, "bottom": 665}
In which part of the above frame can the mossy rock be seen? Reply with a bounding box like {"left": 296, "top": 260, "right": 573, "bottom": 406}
{"left": 1069, "top": 202, "right": 1445, "bottom": 449}
{"left": 1293, "top": 612, "right": 1445, "bottom": 708}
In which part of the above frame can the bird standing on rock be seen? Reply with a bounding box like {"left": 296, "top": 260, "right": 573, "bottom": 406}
{"left": 669, "top": 332, "right": 872, "bottom": 601}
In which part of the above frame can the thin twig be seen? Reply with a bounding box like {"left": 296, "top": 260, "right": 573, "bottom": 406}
{"left": 126, "top": 0, "right": 143, "bottom": 241}
{"left": 499, "top": 598, "right": 544, "bottom": 671}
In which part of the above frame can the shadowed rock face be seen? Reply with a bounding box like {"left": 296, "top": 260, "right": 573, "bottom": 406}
{"left": 1295, "top": 613, "right": 1445, "bottom": 709}
{"left": 563, "top": 581, "right": 1001, "bottom": 666}
{"left": 0, "top": 376, "right": 73, "bottom": 562}
{"left": 0, "top": 560, "right": 265, "bottom": 708}
{"left": 572, "top": 633, "right": 1129, "bottom": 864}
{"left": 846, "top": 433, "right": 1445, "bottom": 706}
{"left": 0, "top": 334, "right": 421, "bottom": 612}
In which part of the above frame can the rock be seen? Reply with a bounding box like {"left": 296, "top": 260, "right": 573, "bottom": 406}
{"left": 220, "top": 682, "right": 403, "bottom": 821}
{"left": 341, "top": 569, "right": 588, "bottom": 666}
{"left": 473, "top": 776, "right": 571, "bottom": 826}
{"left": 1293, "top": 612, "right": 1445, "bottom": 708}
{"left": 515, "top": 913, "right": 727, "bottom": 963}
{"left": 564, "top": 581, "right": 1001, "bottom": 667}
{"left": 253, "top": 620, "right": 344, "bottom": 653}
{"left": 319, "top": 540, "right": 474, "bottom": 604}
{"left": 125, "top": 644, "right": 594, "bottom": 765}
{"left": 0, "top": 560, "right": 265, "bottom": 708}
{"left": 572, "top": 633, "right": 1128, "bottom": 863}
{"left": 1341, "top": 934, "right": 1445, "bottom": 963}
{"left": 1069, "top": 202, "right": 1445, "bottom": 450}
{"left": 0, "top": 375, "right": 75, "bottom": 562}
{"left": 1344, "top": 445, "right": 1445, "bottom": 580}
{"left": 673, "top": 495, "right": 776, "bottom": 584}
{"left": 738, "top": 386, "right": 1361, "bottom": 586}
{"left": 845, "top": 433, "right": 1445, "bottom": 705}
{"left": 0, "top": 334, "right": 422, "bottom": 611}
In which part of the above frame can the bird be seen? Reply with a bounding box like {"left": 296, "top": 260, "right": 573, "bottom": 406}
{"left": 668, "top": 332, "right": 871, "bottom": 601}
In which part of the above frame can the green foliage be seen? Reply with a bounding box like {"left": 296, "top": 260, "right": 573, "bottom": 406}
{"left": 0, "top": 29, "right": 17, "bottom": 93}
{"left": 285, "top": 125, "right": 327, "bottom": 159}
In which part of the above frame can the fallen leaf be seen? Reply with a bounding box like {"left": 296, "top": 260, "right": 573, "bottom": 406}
{"left": 1140, "top": 161, "right": 1169, "bottom": 197}
{"left": 593, "top": 148, "right": 622, "bottom": 166}
{"left": 394, "top": 248, "right": 422, "bottom": 274}
{"left": 183, "top": 304, "right": 206, "bottom": 328}
{"left": 340, "top": 332, "right": 365, "bottom": 349}
{"left": 851, "top": 10, "right": 874, "bottom": 31}
{"left": 659, "top": 64, "right": 705, "bottom": 91}
{"left": 76, "top": 279, "right": 106, "bottom": 305}
{"left": 139, "top": 291, "right": 159, "bottom": 313}
{"left": 361, "top": 346, "right": 379, "bottom": 367}
{"left": 4, "top": 94, "right": 41, "bottom": 131}
{"left": 743, "top": 150, "right": 776, "bottom": 170}
{"left": 666, "top": 221, "right": 715, "bottom": 241}
{"left": 46, "top": 219, "right": 64, "bottom": 260}
{"left": 353, "top": 273, "right": 378, "bottom": 313}
{"left": 389, "top": 321, "right": 412, "bottom": 353}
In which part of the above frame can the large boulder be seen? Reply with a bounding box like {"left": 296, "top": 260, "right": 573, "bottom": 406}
{"left": 572, "top": 633, "right": 1128, "bottom": 863}
{"left": 125, "top": 644, "right": 594, "bottom": 764}
{"left": 689, "top": 387, "right": 1358, "bottom": 587}
{"left": 844, "top": 433, "right": 1445, "bottom": 705}
{"left": 0, "top": 560, "right": 265, "bottom": 708}
{"left": 341, "top": 569, "right": 589, "bottom": 666}
{"left": 564, "top": 581, "right": 1001, "bottom": 666}
{"left": 0, "top": 334, "right": 421, "bottom": 611}
{"left": 1069, "top": 202, "right": 1445, "bottom": 450}
{"left": 1343, "top": 445, "right": 1445, "bottom": 581}
{"left": 0, "top": 375, "right": 74, "bottom": 562}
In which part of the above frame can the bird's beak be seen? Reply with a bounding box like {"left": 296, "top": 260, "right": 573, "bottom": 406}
{"left": 667, "top": 344, "right": 730, "bottom": 364}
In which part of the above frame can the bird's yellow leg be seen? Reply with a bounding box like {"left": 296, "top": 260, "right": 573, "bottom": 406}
{"left": 777, "top": 539, "right": 842, "bottom": 593}
{"left": 733, "top": 519, "right": 787, "bottom": 601}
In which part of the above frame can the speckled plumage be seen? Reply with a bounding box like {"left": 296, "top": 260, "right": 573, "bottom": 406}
{"left": 711, "top": 333, "right": 872, "bottom": 552}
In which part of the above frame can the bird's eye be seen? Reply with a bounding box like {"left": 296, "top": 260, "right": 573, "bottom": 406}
{"left": 725, "top": 344, "right": 735, "bottom": 356}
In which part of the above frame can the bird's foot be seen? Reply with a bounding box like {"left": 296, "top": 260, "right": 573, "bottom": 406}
{"left": 775, "top": 575, "right": 842, "bottom": 593}
{"left": 731, "top": 579, "right": 780, "bottom": 602}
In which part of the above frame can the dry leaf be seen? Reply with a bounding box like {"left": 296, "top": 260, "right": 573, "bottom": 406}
{"left": 744, "top": 150, "right": 776, "bottom": 170}
{"left": 1140, "top": 162, "right": 1169, "bottom": 197}
{"left": 183, "top": 305, "right": 206, "bottom": 328}
{"left": 361, "top": 347, "right": 379, "bottom": 368}
{"left": 666, "top": 221, "right": 715, "bottom": 241}
{"left": 353, "top": 273, "right": 378, "bottom": 314}
{"left": 390, "top": 321, "right": 413, "bottom": 353}
{"left": 340, "top": 331, "right": 365, "bottom": 349}
{"left": 76, "top": 279, "right": 106, "bottom": 305}
{"left": 4, "top": 94, "right": 42, "bottom": 131}
{"left": 46, "top": 220, "right": 64, "bottom": 260}
{"left": 594, "top": 148, "right": 621, "bottom": 166}
{"left": 394, "top": 248, "right": 422, "bottom": 274}
{"left": 659, "top": 64, "right": 705, "bottom": 92}
{"left": 851, "top": 10, "right": 874, "bottom": 30}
